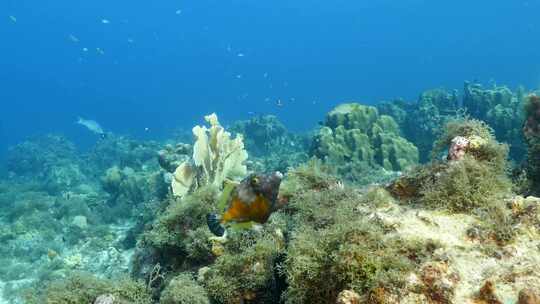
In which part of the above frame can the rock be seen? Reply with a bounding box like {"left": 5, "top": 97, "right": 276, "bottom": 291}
{"left": 72, "top": 215, "right": 88, "bottom": 229}
{"left": 94, "top": 294, "right": 116, "bottom": 304}
{"left": 420, "top": 261, "right": 458, "bottom": 303}
{"left": 518, "top": 289, "right": 540, "bottom": 304}
{"left": 447, "top": 136, "right": 469, "bottom": 161}
{"left": 476, "top": 280, "right": 502, "bottom": 304}
{"left": 336, "top": 289, "right": 361, "bottom": 304}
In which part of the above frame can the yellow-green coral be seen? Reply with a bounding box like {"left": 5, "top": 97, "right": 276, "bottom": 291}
{"left": 312, "top": 103, "right": 418, "bottom": 184}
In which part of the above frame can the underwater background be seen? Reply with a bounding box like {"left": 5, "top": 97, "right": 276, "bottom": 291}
{"left": 3, "top": 1, "right": 540, "bottom": 158}
{"left": 3, "top": 1, "right": 540, "bottom": 304}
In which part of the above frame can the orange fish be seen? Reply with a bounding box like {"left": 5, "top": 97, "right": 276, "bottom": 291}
{"left": 207, "top": 172, "right": 283, "bottom": 237}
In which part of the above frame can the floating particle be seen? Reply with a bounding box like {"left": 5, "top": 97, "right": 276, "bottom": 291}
{"left": 69, "top": 34, "right": 79, "bottom": 43}
{"left": 9, "top": 15, "right": 17, "bottom": 23}
{"left": 263, "top": 72, "right": 268, "bottom": 78}
{"left": 127, "top": 38, "right": 134, "bottom": 43}
{"left": 101, "top": 19, "right": 110, "bottom": 24}
{"left": 96, "top": 47, "right": 105, "bottom": 55}
{"left": 175, "top": 9, "right": 182, "bottom": 15}
{"left": 237, "top": 53, "right": 245, "bottom": 57}
{"left": 82, "top": 47, "right": 88, "bottom": 52}
{"left": 236, "top": 74, "right": 242, "bottom": 79}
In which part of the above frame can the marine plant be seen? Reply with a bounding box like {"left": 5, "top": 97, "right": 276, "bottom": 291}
{"left": 202, "top": 233, "right": 284, "bottom": 303}
{"left": 142, "top": 185, "right": 218, "bottom": 250}
{"left": 280, "top": 162, "right": 437, "bottom": 304}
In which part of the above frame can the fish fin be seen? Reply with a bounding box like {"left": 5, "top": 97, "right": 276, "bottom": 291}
{"left": 207, "top": 213, "right": 225, "bottom": 237}
{"left": 217, "top": 180, "right": 237, "bottom": 212}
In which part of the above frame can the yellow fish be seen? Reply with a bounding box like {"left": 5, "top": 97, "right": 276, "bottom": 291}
{"left": 207, "top": 172, "right": 283, "bottom": 237}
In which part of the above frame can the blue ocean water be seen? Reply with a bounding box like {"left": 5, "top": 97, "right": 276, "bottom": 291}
{"left": 1, "top": 0, "right": 540, "bottom": 159}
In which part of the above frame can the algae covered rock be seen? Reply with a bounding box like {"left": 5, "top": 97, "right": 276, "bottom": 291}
{"left": 160, "top": 273, "right": 209, "bottom": 304}
{"left": 312, "top": 103, "right": 418, "bottom": 183}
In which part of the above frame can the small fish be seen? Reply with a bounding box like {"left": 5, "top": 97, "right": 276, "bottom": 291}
{"left": 69, "top": 34, "right": 79, "bottom": 43}
{"left": 77, "top": 117, "right": 105, "bottom": 136}
{"left": 175, "top": 9, "right": 182, "bottom": 15}
{"left": 207, "top": 172, "right": 283, "bottom": 237}
{"left": 96, "top": 47, "right": 105, "bottom": 55}
{"left": 82, "top": 47, "right": 88, "bottom": 52}
{"left": 9, "top": 15, "right": 17, "bottom": 23}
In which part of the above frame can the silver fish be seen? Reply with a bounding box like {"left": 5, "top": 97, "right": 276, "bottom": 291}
{"left": 77, "top": 117, "right": 104, "bottom": 135}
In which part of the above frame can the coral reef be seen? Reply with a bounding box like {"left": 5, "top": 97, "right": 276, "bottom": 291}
{"left": 312, "top": 103, "right": 418, "bottom": 184}
{"left": 6, "top": 134, "right": 87, "bottom": 194}
{"left": 463, "top": 82, "right": 526, "bottom": 160}
{"left": 4, "top": 84, "right": 540, "bottom": 304}
{"left": 378, "top": 89, "right": 460, "bottom": 162}
{"left": 231, "top": 115, "right": 309, "bottom": 173}
{"left": 379, "top": 82, "right": 528, "bottom": 162}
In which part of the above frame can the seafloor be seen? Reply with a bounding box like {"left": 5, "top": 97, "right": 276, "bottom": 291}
{"left": 2, "top": 82, "right": 540, "bottom": 304}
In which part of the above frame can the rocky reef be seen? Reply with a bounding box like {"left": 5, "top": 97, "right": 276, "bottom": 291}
{"left": 3, "top": 82, "right": 540, "bottom": 304}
